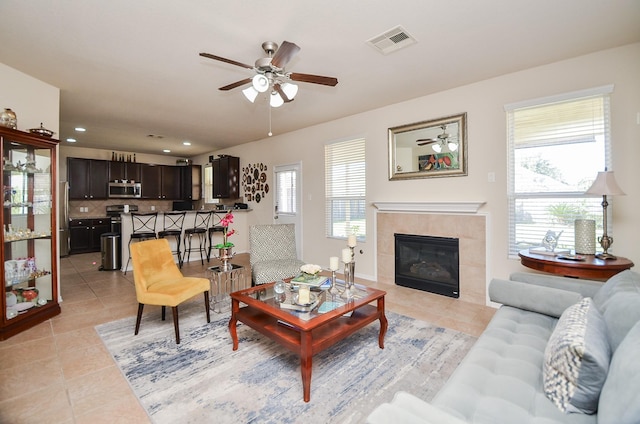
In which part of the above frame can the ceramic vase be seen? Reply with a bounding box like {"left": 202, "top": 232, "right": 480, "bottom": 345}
{"left": 0, "top": 108, "right": 17, "bottom": 129}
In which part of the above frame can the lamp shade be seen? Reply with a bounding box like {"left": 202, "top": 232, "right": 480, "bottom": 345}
{"left": 585, "top": 171, "right": 625, "bottom": 196}
{"left": 432, "top": 143, "right": 442, "bottom": 153}
{"left": 242, "top": 86, "right": 259, "bottom": 103}
{"left": 252, "top": 74, "right": 269, "bottom": 93}
{"left": 269, "top": 91, "right": 284, "bottom": 108}
{"left": 280, "top": 82, "right": 298, "bottom": 100}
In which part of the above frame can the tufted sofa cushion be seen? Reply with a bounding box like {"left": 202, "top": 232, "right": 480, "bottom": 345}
{"left": 430, "top": 306, "right": 596, "bottom": 424}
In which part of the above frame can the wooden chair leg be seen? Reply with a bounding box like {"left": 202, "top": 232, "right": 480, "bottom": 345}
{"left": 172, "top": 306, "right": 180, "bottom": 344}
{"left": 134, "top": 303, "right": 144, "bottom": 335}
{"left": 204, "top": 291, "right": 211, "bottom": 323}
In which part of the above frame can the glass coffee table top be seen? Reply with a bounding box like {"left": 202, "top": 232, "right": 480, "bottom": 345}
{"left": 240, "top": 280, "right": 370, "bottom": 321}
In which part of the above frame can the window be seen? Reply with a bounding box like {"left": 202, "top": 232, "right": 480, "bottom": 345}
{"left": 325, "top": 138, "right": 366, "bottom": 240}
{"left": 506, "top": 86, "right": 613, "bottom": 257}
{"left": 275, "top": 168, "right": 297, "bottom": 215}
{"left": 203, "top": 164, "right": 214, "bottom": 204}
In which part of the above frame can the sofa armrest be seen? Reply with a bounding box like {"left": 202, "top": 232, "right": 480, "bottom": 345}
{"left": 367, "top": 392, "right": 468, "bottom": 424}
{"left": 489, "top": 278, "right": 583, "bottom": 318}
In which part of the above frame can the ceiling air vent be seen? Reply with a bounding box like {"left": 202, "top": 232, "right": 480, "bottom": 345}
{"left": 367, "top": 25, "right": 417, "bottom": 55}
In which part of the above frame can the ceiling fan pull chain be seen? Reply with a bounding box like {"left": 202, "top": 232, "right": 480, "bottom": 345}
{"left": 268, "top": 104, "right": 273, "bottom": 137}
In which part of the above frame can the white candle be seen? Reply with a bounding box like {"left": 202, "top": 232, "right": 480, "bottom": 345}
{"left": 347, "top": 234, "right": 357, "bottom": 247}
{"left": 298, "top": 286, "right": 310, "bottom": 304}
{"left": 329, "top": 256, "right": 339, "bottom": 271}
{"left": 342, "top": 248, "right": 352, "bottom": 263}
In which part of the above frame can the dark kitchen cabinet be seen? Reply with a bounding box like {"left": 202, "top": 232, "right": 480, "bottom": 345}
{"left": 68, "top": 158, "right": 109, "bottom": 199}
{"left": 181, "top": 165, "right": 202, "bottom": 201}
{"left": 140, "top": 164, "right": 181, "bottom": 200}
{"left": 109, "top": 161, "right": 140, "bottom": 182}
{"left": 212, "top": 156, "right": 239, "bottom": 199}
{"left": 69, "top": 218, "right": 110, "bottom": 254}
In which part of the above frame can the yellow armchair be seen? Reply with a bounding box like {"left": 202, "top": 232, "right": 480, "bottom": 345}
{"left": 131, "top": 238, "right": 211, "bottom": 344}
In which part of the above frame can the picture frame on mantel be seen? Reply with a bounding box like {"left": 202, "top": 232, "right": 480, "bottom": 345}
{"left": 388, "top": 112, "right": 467, "bottom": 180}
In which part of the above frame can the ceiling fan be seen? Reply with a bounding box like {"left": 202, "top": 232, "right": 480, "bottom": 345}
{"left": 199, "top": 41, "right": 338, "bottom": 107}
{"left": 416, "top": 124, "right": 458, "bottom": 152}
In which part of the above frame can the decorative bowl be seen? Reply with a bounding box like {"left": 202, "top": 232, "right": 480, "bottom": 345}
{"left": 28, "top": 123, "right": 54, "bottom": 138}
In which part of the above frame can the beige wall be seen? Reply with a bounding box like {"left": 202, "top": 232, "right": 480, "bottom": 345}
{"left": 193, "top": 43, "right": 640, "bottom": 291}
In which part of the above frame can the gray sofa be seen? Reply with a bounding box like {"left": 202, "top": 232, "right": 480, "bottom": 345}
{"left": 368, "top": 270, "right": 640, "bottom": 424}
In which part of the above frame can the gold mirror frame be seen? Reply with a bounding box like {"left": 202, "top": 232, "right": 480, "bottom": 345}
{"left": 388, "top": 112, "right": 467, "bottom": 180}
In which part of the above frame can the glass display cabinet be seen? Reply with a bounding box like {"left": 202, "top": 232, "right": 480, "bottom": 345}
{"left": 1, "top": 127, "right": 60, "bottom": 340}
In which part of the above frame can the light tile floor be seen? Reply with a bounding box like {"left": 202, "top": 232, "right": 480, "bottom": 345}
{"left": 0, "top": 252, "right": 495, "bottom": 423}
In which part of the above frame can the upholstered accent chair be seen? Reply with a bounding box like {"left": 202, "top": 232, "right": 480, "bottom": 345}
{"left": 249, "top": 224, "right": 305, "bottom": 285}
{"left": 130, "top": 238, "right": 210, "bottom": 344}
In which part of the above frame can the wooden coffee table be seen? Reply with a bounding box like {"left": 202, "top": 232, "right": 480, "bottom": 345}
{"left": 229, "top": 282, "right": 388, "bottom": 402}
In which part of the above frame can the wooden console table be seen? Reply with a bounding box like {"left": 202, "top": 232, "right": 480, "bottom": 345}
{"left": 518, "top": 249, "right": 634, "bottom": 280}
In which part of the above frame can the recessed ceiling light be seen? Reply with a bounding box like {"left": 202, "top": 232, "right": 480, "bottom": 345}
{"left": 163, "top": 149, "right": 171, "bottom": 153}
{"left": 74, "top": 127, "right": 86, "bottom": 132}
{"left": 66, "top": 138, "right": 77, "bottom": 143}
{"left": 183, "top": 141, "right": 191, "bottom": 146}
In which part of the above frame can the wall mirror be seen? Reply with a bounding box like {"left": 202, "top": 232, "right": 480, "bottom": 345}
{"left": 388, "top": 112, "right": 467, "bottom": 180}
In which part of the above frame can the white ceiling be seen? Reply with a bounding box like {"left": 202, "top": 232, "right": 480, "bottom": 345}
{"left": 1, "top": 1, "right": 639, "bottom": 157}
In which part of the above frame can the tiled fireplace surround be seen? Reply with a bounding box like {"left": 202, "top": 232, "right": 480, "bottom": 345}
{"left": 375, "top": 202, "right": 487, "bottom": 306}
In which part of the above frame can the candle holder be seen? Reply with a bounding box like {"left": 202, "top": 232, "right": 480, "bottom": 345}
{"left": 341, "top": 248, "right": 356, "bottom": 301}
{"left": 327, "top": 270, "right": 339, "bottom": 299}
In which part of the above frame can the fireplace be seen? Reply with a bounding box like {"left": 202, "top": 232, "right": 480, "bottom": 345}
{"left": 394, "top": 233, "right": 459, "bottom": 298}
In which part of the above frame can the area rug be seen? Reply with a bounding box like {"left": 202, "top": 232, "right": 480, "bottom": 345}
{"left": 96, "top": 303, "right": 476, "bottom": 424}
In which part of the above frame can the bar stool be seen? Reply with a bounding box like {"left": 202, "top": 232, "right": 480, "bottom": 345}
{"left": 125, "top": 212, "right": 158, "bottom": 275}
{"left": 207, "top": 212, "right": 226, "bottom": 262}
{"left": 157, "top": 211, "right": 186, "bottom": 268}
{"left": 183, "top": 211, "right": 211, "bottom": 266}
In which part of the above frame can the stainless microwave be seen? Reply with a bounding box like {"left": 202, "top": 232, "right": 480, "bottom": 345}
{"left": 108, "top": 181, "right": 141, "bottom": 198}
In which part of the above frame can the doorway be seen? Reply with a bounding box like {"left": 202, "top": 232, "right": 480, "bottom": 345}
{"left": 273, "top": 163, "right": 302, "bottom": 257}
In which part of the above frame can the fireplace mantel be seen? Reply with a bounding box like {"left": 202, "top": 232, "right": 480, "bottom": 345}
{"left": 373, "top": 201, "right": 485, "bottom": 214}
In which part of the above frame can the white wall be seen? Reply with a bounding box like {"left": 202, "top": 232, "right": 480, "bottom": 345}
{"left": 0, "top": 63, "right": 59, "bottom": 134}
{"left": 193, "top": 43, "right": 640, "bottom": 284}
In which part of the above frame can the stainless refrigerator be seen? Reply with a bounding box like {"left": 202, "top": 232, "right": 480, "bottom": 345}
{"left": 59, "top": 181, "right": 70, "bottom": 257}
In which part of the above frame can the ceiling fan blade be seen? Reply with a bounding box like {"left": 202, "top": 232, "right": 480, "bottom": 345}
{"left": 271, "top": 41, "right": 300, "bottom": 69}
{"left": 289, "top": 72, "right": 338, "bottom": 87}
{"left": 273, "top": 83, "right": 294, "bottom": 103}
{"left": 199, "top": 52, "right": 254, "bottom": 70}
{"left": 219, "top": 78, "right": 252, "bottom": 91}
{"left": 416, "top": 139, "right": 438, "bottom": 146}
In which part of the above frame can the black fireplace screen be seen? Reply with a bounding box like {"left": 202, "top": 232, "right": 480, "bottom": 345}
{"left": 394, "top": 233, "right": 459, "bottom": 298}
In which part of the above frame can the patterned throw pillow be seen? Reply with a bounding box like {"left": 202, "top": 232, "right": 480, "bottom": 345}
{"left": 543, "top": 297, "right": 611, "bottom": 414}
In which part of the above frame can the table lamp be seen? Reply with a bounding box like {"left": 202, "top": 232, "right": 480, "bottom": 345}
{"left": 585, "top": 170, "right": 625, "bottom": 260}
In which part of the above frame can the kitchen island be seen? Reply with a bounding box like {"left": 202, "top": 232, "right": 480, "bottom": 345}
{"left": 119, "top": 208, "right": 252, "bottom": 272}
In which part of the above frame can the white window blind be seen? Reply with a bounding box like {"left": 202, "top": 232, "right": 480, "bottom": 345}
{"left": 203, "top": 164, "right": 214, "bottom": 204}
{"left": 506, "top": 87, "right": 612, "bottom": 257}
{"left": 275, "top": 169, "right": 297, "bottom": 214}
{"left": 325, "top": 138, "right": 366, "bottom": 240}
